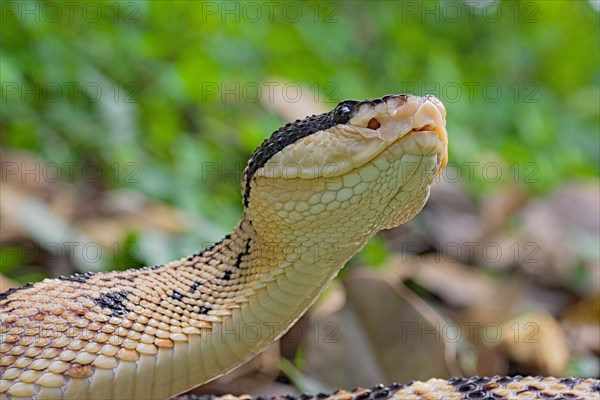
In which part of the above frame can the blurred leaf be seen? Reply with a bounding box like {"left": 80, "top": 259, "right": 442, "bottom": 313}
{"left": 495, "top": 311, "right": 570, "bottom": 376}
{"left": 304, "top": 268, "right": 458, "bottom": 387}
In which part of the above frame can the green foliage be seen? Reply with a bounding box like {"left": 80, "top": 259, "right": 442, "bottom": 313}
{"left": 351, "top": 235, "right": 391, "bottom": 269}
{"left": 1, "top": 0, "right": 598, "bottom": 267}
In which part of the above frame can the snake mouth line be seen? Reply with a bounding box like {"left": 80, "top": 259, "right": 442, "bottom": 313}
{"left": 329, "top": 122, "right": 447, "bottom": 181}
{"left": 385, "top": 127, "right": 446, "bottom": 171}
{"left": 404, "top": 125, "right": 448, "bottom": 175}
{"left": 414, "top": 124, "right": 435, "bottom": 132}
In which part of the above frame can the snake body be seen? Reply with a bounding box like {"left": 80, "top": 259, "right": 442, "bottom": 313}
{"left": 0, "top": 95, "right": 595, "bottom": 400}
{"left": 179, "top": 376, "right": 600, "bottom": 400}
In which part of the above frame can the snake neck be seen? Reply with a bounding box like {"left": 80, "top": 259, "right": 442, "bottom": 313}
{"left": 197, "top": 216, "right": 366, "bottom": 313}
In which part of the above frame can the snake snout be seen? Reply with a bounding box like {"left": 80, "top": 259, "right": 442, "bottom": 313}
{"left": 412, "top": 98, "right": 446, "bottom": 138}
{"left": 370, "top": 95, "right": 447, "bottom": 143}
{"left": 410, "top": 97, "right": 448, "bottom": 173}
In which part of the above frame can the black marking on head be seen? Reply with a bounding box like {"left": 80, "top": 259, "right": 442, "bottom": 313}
{"left": 243, "top": 101, "right": 358, "bottom": 207}
{"left": 242, "top": 95, "right": 411, "bottom": 207}
{"left": 199, "top": 306, "right": 210, "bottom": 314}
{"left": 58, "top": 271, "right": 95, "bottom": 283}
{"left": 171, "top": 290, "right": 184, "bottom": 302}
{"left": 234, "top": 238, "right": 252, "bottom": 269}
{"left": 189, "top": 281, "right": 203, "bottom": 292}
{"left": 96, "top": 290, "right": 130, "bottom": 316}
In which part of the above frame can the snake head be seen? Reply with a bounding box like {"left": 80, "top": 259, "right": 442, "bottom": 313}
{"left": 335, "top": 94, "right": 448, "bottom": 175}
{"left": 244, "top": 94, "right": 448, "bottom": 240}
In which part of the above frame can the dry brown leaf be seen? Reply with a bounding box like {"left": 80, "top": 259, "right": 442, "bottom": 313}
{"left": 413, "top": 176, "right": 486, "bottom": 246}
{"left": 387, "top": 254, "right": 498, "bottom": 308}
{"left": 495, "top": 311, "right": 570, "bottom": 376}
{"left": 516, "top": 181, "right": 600, "bottom": 291}
{"left": 0, "top": 149, "right": 191, "bottom": 278}
{"left": 76, "top": 204, "right": 187, "bottom": 249}
{"left": 304, "top": 268, "right": 458, "bottom": 388}
{"left": 474, "top": 338, "right": 509, "bottom": 377}
{"left": 561, "top": 293, "right": 600, "bottom": 353}
{"left": 479, "top": 185, "right": 528, "bottom": 236}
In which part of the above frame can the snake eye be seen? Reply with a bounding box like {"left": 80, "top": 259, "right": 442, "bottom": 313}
{"left": 333, "top": 102, "right": 354, "bottom": 124}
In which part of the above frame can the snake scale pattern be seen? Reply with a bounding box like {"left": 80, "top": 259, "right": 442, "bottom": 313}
{"left": 1, "top": 95, "right": 597, "bottom": 399}
{"left": 178, "top": 376, "right": 600, "bottom": 400}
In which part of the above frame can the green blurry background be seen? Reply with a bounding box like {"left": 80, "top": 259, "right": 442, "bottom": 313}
{"left": 2, "top": 0, "right": 597, "bottom": 273}
{"left": 1, "top": 0, "right": 599, "bottom": 394}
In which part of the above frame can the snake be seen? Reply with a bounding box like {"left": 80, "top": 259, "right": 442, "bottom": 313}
{"left": 0, "top": 94, "right": 597, "bottom": 400}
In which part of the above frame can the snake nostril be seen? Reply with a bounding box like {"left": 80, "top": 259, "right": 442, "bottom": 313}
{"left": 367, "top": 118, "right": 381, "bottom": 130}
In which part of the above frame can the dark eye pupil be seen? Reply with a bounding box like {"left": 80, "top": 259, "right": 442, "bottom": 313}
{"left": 333, "top": 104, "right": 352, "bottom": 123}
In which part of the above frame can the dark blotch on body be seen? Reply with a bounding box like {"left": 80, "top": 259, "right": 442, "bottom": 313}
{"left": 234, "top": 238, "right": 252, "bottom": 269}
{"left": 371, "top": 388, "right": 391, "bottom": 399}
{"left": 96, "top": 290, "right": 131, "bottom": 316}
{"left": 189, "top": 281, "right": 203, "bottom": 293}
{"left": 352, "top": 391, "right": 370, "bottom": 400}
{"left": 171, "top": 290, "right": 185, "bottom": 302}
